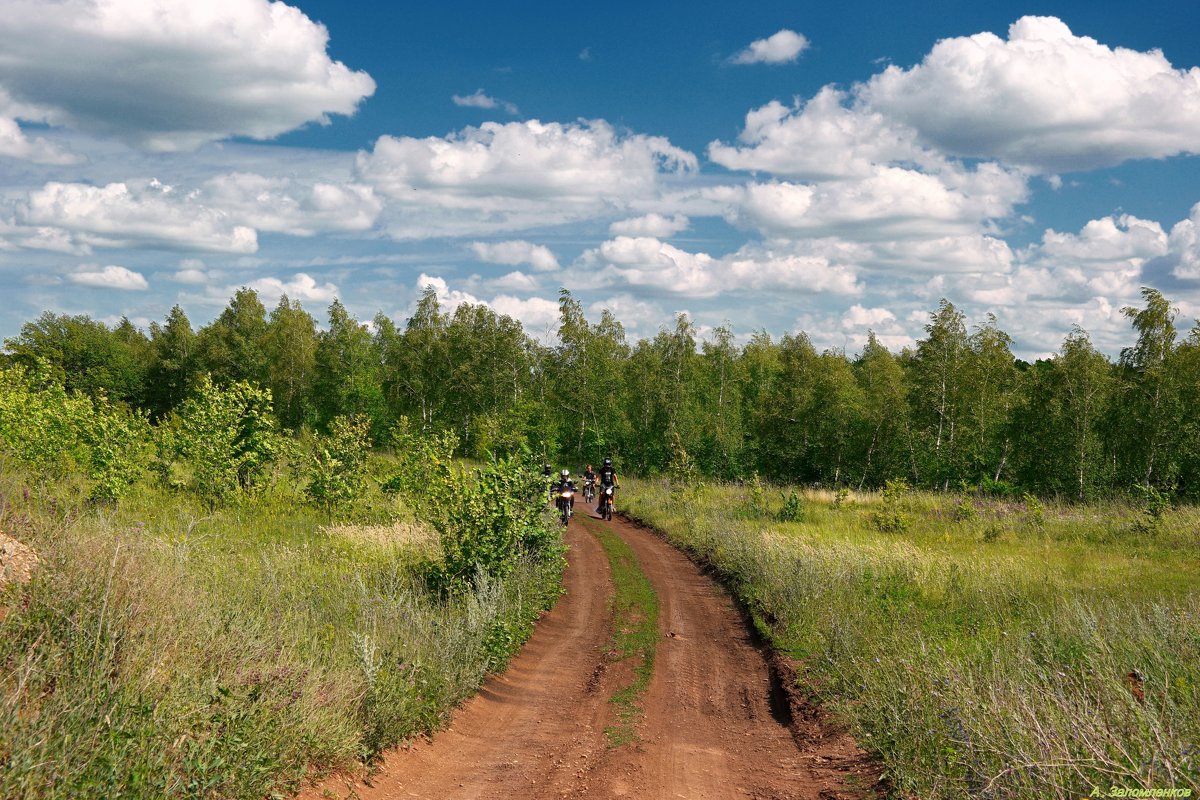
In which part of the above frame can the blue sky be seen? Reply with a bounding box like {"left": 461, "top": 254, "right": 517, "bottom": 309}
{"left": 3, "top": 0, "right": 1200, "bottom": 358}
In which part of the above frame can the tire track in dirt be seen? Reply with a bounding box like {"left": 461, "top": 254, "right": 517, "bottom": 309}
{"left": 300, "top": 522, "right": 619, "bottom": 800}
{"left": 574, "top": 509, "right": 874, "bottom": 800}
{"left": 301, "top": 503, "right": 876, "bottom": 799}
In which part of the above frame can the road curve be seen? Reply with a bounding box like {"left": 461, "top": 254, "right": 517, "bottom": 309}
{"left": 301, "top": 502, "right": 874, "bottom": 799}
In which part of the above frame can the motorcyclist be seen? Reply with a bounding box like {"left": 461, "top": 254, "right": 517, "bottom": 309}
{"left": 543, "top": 463, "right": 554, "bottom": 501}
{"left": 597, "top": 457, "right": 618, "bottom": 512}
{"left": 582, "top": 464, "right": 597, "bottom": 500}
{"left": 551, "top": 468, "right": 577, "bottom": 516}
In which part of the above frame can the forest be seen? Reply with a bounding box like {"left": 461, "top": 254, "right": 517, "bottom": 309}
{"left": 4, "top": 284, "right": 1197, "bottom": 500}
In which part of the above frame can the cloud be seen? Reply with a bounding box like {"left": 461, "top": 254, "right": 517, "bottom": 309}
{"left": 1167, "top": 203, "right": 1200, "bottom": 279}
{"left": 609, "top": 213, "right": 689, "bottom": 237}
{"left": 470, "top": 240, "right": 560, "bottom": 271}
{"left": 731, "top": 30, "right": 810, "bottom": 65}
{"left": 0, "top": 0, "right": 375, "bottom": 151}
{"left": 412, "top": 273, "right": 558, "bottom": 333}
{"left": 490, "top": 295, "right": 560, "bottom": 331}
{"left": 708, "top": 87, "right": 935, "bottom": 180}
{"left": 0, "top": 115, "right": 79, "bottom": 164}
{"left": 452, "top": 89, "right": 519, "bottom": 115}
{"left": 860, "top": 16, "right": 1200, "bottom": 171}
{"left": 712, "top": 163, "right": 1028, "bottom": 241}
{"left": 20, "top": 180, "right": 259, "bottom": 253}
{"left": 199, "top": 173, "right": 382, "bottom": 236}
{"left": 582, "top": 236, "right": 861, "bottom": 298}
{"left": 247, "top": 273, "right": 338, "bottom": 305}
{"left": 356, "top": 119, "right": 697, "bottom": 238}
{"left": 69, "top": 264, "right": 148, "bottom": 290}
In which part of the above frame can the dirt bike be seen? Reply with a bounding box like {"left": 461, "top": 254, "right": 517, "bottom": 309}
{"left": 582, "top": 477, "right": 596, "bottom": 503}
{"left": 555, "top": 485, "right": 576, "bottom": 526}
{"left": 598, "top": 484, "right": 614, "bottom": 521}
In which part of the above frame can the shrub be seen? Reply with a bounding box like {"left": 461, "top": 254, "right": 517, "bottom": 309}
{"left": 871, "top": 479, "right": 911, "bottom": 533}
{"left": 306, "top": 415, "right": 373, "bottom": 517}
{"left": 165, "top": 376, "right": 282, "bottom": 507}
{"left": 777, "top": 489, "right": 805, "bottom": 522}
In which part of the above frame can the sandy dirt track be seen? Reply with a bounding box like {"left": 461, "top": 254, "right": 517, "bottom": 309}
{"left": 302, "top": 503, "right": 877, "bottom": 800}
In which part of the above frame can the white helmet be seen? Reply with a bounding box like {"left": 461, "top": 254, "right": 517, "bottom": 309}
{"left": 560, "top": 469, "right": 570, "bottom": 479}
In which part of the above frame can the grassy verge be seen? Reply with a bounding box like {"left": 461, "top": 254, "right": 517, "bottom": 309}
{"left": 581, "top": 516, "right": 659, "bottom": 747}
{"left": 623, "top": 479, "right": 1200, "bottom": 800}
{"left": 0, "top": 464, "right": 564, "bottom": 800}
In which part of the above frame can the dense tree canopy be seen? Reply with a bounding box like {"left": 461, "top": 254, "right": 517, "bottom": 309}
{"left": 6, "top": 284, "right": 1200, "bottom": 498}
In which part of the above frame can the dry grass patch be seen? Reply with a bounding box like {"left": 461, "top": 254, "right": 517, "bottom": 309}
{"left": 321, "top": 520, "right": 438, "bottom": 552}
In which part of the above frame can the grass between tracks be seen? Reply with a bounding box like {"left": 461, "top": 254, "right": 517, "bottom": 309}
{"left": 580, "top": 516, "right": 659, "bottom": 748}
{"left": 0, "top": 462, "right": 565, "bottom": 800}
{"left": 622, "top": 479, "right": 1200, "bottom": 800}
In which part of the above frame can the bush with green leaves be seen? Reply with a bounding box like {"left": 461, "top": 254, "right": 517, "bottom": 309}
{"left": 163, "top": 376, "right": 282, "bottom": 507}
{"left": 381, "top": 417, "right": 458, "bottom": 499}
{"left": 0, "top": 364, "right": 91, "bottom": 478}
{"left": 870, "top": 478, "right": 912, "bottom": 533}
{"left": 306, "top": 414, "right": 372, "bottom": 516}
{"left": 0, "top": 365, "right": 149, "bottom": 503}
{"left": 79, "top": 394, "right": 150, "bottom": 504}
{"left": 777, "top": 489, "right": 805, "bottom": 522}
{"left": 1132, "top": 482, "right": 1172, "bottom": 533}
{"left": 419, "top": 454, "right": 563, "bottom": 595}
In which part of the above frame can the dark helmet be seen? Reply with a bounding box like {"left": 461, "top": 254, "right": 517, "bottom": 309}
{"left": 603, "top": 458, "right": 612, "bottom": 467}
{"left": 560, "top": 468, "right": 570, "bottom": 479}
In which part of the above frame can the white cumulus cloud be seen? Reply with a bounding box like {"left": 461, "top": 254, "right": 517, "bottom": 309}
{"left": 731, "top": 29, "right": 810, "bottom": 65}
{"left": 357, "top": 119, "right": 697, "bottom": 238}
{"left": 21, "top": 180, "right": 258, "bottom": 253}
{"left": 247, "top": 273, "right": 339, "bottom": 305}
{"left": 609, "top": 213, "right": 689, "bottom": 237}
{"left": 69, "top": 264, "right": 148, "bottom": 290}
{"left": 0, "top": 0, "right": 375, "bottom": 151}
{"left": 470, "top": 240, "right": 560, "bottom": 271}
{"left": 861, "top": 16, "right": 1200, "bottom": 171}
{"left": 582, "top": 236, "right": 861, "bottom": 298}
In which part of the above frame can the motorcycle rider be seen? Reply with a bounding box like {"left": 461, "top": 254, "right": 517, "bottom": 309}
{"left": 551, "top": 468, "right": 577, "bottom": 516}
{"left": 582, "top": 464, "right": 597, "bottom": 501}
{"left": 598, "top": 457, "right": 619, "bottom": 512}
{"left": 543, "top": 462, "right": 554, "bottom": 502}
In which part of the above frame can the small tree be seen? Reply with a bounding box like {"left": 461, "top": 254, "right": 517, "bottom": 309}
{"left": 169, "top": 376, "right": 281, "bottom": 508}
{"left": 306, "top": 414, "right": 373, "bottom": 517}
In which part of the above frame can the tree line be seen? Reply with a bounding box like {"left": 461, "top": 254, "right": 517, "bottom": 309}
{"left": 4, "top": 285, "right": 1199, "bottom": 499}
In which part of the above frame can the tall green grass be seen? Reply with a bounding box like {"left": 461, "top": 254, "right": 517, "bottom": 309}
{"left": 623, "top": 480, "right": 1200, "bottom": 799}
{"left": 0, "top": 468, "right": 564, "bottom": 800}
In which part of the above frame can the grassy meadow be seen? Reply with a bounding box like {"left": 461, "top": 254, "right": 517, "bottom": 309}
{"left": 0, "top": 459, "right": 564, "bottom": 800}
{"left": 622, "top": 479, "right": 1200, "bottom": 799}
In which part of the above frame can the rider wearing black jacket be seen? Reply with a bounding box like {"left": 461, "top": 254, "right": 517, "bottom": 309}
{"left": 598, "top": 458, "right": 618, "bottom": 490}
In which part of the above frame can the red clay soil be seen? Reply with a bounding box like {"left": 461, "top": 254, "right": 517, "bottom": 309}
{"left": 301, "top": 505, "right": 879, "bottom": 800}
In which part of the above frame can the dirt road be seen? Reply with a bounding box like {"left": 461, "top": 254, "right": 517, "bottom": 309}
{"left": 303, "top": 504, "right": 875, "bottom": 800}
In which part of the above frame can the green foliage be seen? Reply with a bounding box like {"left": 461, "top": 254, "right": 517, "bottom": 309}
{"left": 166, "top": 375, "right": 282, "bottom": 507}
{"left": 833, "top": 486, "right": 852, "bottom": 509}
{"left": 1022, "top": 491, "right": 1045, "bottom": 530}
{"left": 305, "top": 415, "right": 373, "bottom": 516}
{"left": 871, "top": 478, "right": 912, "bottom": 533}
{"left": 79, "top": 394, "right": 150, "bottom": 504}
{"left": 382, "top": 417, "right": 458, "bottom": 498}
{"left": 777, "top": 489, "right": 805, "bottom": 522}
{"left": 1132, "top": 483, "right": 1172, "bottom": 533}
{"left": 746, "top": 472, "right": 767, "bottom": 516}
{"left": 953, "top": 496, "right": 977, "bottom": 522}
{"left": 416, "top": 454, "right": 563, "bottom": 595}
{"left": 0, "top": 365, "right": 149, "bottom": 502}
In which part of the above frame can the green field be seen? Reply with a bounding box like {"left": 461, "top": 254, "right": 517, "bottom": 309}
{"left": 0, "top": 462, "right": 564, "bottom": 800}
{"left": 623, "top": 479, "right": 1200, "bottom": 799}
